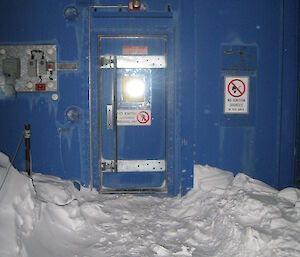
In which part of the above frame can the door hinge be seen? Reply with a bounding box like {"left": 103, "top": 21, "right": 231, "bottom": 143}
{"left": 101, "top": 161, "right": 117, "bottom": 172}
{"left": 99, "top": 56, "right": 114, "bottom": 68}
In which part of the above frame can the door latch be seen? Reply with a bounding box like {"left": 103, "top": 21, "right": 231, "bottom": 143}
{"left": 107, "top": 105, "right": 113, "bottom": 129}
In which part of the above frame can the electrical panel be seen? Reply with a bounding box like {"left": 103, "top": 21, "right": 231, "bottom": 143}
{"left": 0, "top": 45, "right": 57, "bottom": 92}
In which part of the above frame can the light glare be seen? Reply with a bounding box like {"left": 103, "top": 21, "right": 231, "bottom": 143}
{"left": 122, "top": 76, "right": 145, "bottom": 102}
{"left": 125, "top": 78, "right": 145, "bottom": 98}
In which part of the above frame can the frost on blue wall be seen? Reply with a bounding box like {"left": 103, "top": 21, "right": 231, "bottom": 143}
{"left": 0, "top": 0, "right": 91, "bottom": 187}
{"left": 193, "top": 0, "right": 298, "bottom": 189}
{"left": 0, "top": 0, "right": 298, "bottom": 195}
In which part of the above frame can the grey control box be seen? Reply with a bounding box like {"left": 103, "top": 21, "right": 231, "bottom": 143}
{"left": 0, "top": 45, "right": 57, "bottom": 92}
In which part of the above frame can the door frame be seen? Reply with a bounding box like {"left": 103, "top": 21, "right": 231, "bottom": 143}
{"left": 97, "top": 34, "right": 169, "bottom": 193}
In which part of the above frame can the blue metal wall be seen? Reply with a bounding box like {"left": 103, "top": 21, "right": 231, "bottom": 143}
{"left": 194, "top": 0, "right": 299, "bottom": 190}
{"left": 0, "top": 0, "right": 298, "bottom": 195}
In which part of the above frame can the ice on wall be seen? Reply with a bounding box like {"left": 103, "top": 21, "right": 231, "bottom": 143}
{"left": 0, "top": 152, "right": 300, "bottom": 256}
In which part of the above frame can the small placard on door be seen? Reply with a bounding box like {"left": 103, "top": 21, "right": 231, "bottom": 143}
{"left": 122, "top": 46, "right": 148, "bottom": 55}
{"left": 117, "top": 109, "right": 151, "bottom": 126}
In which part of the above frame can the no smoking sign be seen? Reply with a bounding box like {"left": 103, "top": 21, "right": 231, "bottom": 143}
{"left": 137, "top": 111, "right": 150, "bottom": 124}
{"left": 224, "top": 76, "right": 249, "bottom": 114}
{"left": 228, "top": 79, "right": 245, "bottom": 97}
{"left": 117, "top": 109, "right": 151, "bottom": 126}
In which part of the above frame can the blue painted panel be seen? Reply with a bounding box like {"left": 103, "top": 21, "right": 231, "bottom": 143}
{"left": 177, "top": 1, "right": 194, "bottom": 195}
{"left": 279, "top": 0, "right": 299, "bottom": 188}
{"left": 194, "top": 0, "right": 298, "bottom": 189}
{"left": 222, "top": 45, "right": 257, "bottom": 72}
{"left": 195, "top": 0, "right": 280, "bottom": 185}
{"left": 102, "top": 172, "right": 165, "bottom": 189}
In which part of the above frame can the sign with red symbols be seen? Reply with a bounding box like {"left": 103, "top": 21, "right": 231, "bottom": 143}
{"left": 224, "top": 76, "right": 249, "bottom": 114}
{"left": 117, "top": 109, "right": 151, "bottom": 126}
{"left": 137, "top": 111, "right": 150, "bottom": 124}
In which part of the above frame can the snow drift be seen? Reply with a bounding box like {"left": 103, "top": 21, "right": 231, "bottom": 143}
{"left": 1, "top": 152, "right": 300, "bottom": 256}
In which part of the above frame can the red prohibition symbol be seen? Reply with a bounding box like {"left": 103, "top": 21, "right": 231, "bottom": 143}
{"left": 228, "top": 79, "right": 246, "bottom": 98}
{"left": 137, "top": 111, "right": 150, "bottom": 124}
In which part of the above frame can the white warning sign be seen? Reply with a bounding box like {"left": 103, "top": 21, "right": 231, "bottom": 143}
{"left": 224, "top": 76, "right": 249, "bottom": 114}
{"left": 117, "top": 109, "right": 151, "bottom": 126}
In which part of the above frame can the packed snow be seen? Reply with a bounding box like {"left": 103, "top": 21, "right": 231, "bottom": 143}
{"left": 1, "top": 152, "right": 300, "bottom": 257}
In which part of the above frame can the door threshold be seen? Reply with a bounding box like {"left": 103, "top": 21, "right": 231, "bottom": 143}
{"left": 99, "top": 187, "right": 167, "bottom": 195}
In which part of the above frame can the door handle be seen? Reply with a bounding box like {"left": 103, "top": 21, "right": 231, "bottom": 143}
{"left": 107, "top": 105, "right": 113, "bottom": 129}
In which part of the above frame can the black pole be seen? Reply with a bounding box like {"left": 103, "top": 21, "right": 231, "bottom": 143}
{"left": 24, "top": 124, "right": 31, "bottom": 177}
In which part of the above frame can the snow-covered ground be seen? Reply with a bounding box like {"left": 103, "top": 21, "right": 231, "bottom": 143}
{"left": 1, "top": 152, "right": 300, "bottom": 257}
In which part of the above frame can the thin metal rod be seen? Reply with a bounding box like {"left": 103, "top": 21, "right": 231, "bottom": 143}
{"left": 88, "top": 6, "right": 93, "bottom": 190}
{"left": 98, "top": 36, "right": 103, "bottom": 191}
{"left": 113, "top": 56, "right": 118, "bottom": 172}
{"left": 91, "top": 5, "right": 128, "bottom": 9}
{"left": 24, "top": 124, "right": 31, "bottom": 177}
{"left": 164, "top": 36, "right": 169, "bottom": 191}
